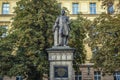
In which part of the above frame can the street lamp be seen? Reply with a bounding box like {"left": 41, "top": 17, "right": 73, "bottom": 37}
{"left": 87, "top": 66, "right": 90, "bottom": 75}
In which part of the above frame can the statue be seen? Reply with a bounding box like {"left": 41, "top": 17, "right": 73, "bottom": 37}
{"left": 53, "top": 10, "right": 70, "bottom": 46}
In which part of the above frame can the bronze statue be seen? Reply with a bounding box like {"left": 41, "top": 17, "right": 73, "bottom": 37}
{"left": 53, "top": 10, "right": 70, "bottom": 46}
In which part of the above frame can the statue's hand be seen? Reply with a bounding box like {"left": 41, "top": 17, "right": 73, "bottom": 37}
{"left": 52, "top": 28, "right": 55, "bottom": 32}
{"left": 53, "top": 24, "right": 59, "bottom": 32}
{"left": 52, "top": 26, "right": 56, "bottom": 32}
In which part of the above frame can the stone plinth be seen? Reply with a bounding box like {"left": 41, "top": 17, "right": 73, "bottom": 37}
{"left": 47, "top": 46, "right": 75, "bottom": 80}
{"left": 80, "top": 63, "right": 94, "bottom": 80}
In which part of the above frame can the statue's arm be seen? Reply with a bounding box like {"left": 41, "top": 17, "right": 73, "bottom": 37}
{"left": 53, "top": 17, "right": 59, "bottom": 32}
{"left": 66, "top": 17, "right": 71, "bottom": 30}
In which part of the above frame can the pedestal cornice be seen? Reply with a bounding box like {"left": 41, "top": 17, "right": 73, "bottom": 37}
{"left": 46, "top": 46, "right": 75, "bottom": 53}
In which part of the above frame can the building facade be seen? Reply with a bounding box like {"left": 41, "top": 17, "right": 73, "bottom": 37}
{"left": 0, "top": 0, "right": 18, "bottom": 38}
{"left": 57, "top": 0, "right": 119, "bottom": 20}
{"left": 0, "top": 0, "right": 120, "bottom": 80}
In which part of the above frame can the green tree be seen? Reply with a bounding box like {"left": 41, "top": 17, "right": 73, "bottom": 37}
{"left": 99, "top": 0, "right": 120, "bottom": 14}
{"left": 99, "top": 0, "right": 114, "bottom": 6}
{"left": 88, "top": 13, "right": 120, "bottom": 74}
{"left": 69, "top": 15, "right": 91, "bottom": 71}
{"left": 0, "top": 0, "right": 60, "bottom": 80}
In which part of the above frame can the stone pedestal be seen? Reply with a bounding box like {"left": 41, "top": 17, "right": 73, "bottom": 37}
{"left": 47, "top": 46, "right": 75, "bottom": 80}
{"left": 80, "top": 63, "right": 94, "bottom": 80}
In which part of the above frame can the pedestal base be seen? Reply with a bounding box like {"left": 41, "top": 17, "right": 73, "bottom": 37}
{"left": 47, "top": 46, "right": 75, "bottom": 80}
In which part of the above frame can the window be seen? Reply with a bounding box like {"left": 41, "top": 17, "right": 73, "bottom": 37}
{"left": 0, "top": 25, "right": 8, "bottom": 38}
{"left": 72, "top": 3, "right": 79, "bottom": 14}
{"left": 90, "top": 3, "right": 96, "bottom": 14}
{"left": 75, "top": 72, "right": 82, "bottom": 80}
{"left": 108, "top": 3, "right": 114, "bottom": 14}
{"left": 94, "top": 71, "right": 101, "bottom": 80}
{"left": 2, "top": 3, "right": 10, "bottom": 14}
{"left": 114, "top": 71, "right": 120, "bottom": 80}
{"left": 16, "top": 76, "right": 23, "bottom": 80}
{"left": 58, "top": 3, "right": 61, "bottom": 9}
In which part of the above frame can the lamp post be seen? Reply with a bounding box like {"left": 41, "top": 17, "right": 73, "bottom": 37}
{"left": 87, "top": 66, "right": 90, "bottom": 75}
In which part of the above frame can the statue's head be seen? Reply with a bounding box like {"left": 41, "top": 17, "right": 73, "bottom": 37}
{"left": 61, "top": 9, "right": 65, "bottom": 15}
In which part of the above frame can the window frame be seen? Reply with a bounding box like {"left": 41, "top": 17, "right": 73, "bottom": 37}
{"left": 75, "top": 72, "right": 82, "bottom": 80}
{"left": 107, "top": 3, "right": 114, "bottom": 14}
{"left": 72, "top": 3, "right": 79, "bottom": 14}
{"left": 90, "top": 3, "right": 96, "bottom": 14}
{"left": 94, "top": 71, "right": 101, "bottom": 80}
{"left": 58, "top": 3, "right": 61, "bottom": 9}
{"left": 2, "top": 3, "right": 10, "bottom": 14}
{"left": 114, "top": 71, "right": 120, "bottom": 80}
{"left": 0, "top": 25, "right": 8, "bottom": 38}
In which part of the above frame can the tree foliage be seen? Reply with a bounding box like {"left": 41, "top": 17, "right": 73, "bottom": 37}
{"left": 87, "top": 13, "right": 120, "bottom": 74}
{"left": 69, "top": 15, "right": 91, "bottom": 71}
{"left": 99, "top": 0, "right": 120, "bottom": 14}
{"left": 0, "top": 0, "right": 60, "bottom": 80}
{"left": 99, "top": 0, "right": 114, "bottom": 6}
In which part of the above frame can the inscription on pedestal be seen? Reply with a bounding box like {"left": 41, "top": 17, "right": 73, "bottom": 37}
{"left": 49, "top": 53, "right": 72, "bottom": 61}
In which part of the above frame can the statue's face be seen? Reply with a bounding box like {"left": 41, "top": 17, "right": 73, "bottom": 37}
{"left": 61, "top": 10, "right": 65, "bottom": 15}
